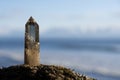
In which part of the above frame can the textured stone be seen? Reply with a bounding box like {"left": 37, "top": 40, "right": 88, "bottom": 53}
{"left": 0, "top": 64, "right": 96, "bottom": 80}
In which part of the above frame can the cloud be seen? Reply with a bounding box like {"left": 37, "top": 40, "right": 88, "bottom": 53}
{"left": 0, "top": 29, "right": 10, "bottom": 36}
{"left": 40, "top": 24, "right": 120, "bottom": 39}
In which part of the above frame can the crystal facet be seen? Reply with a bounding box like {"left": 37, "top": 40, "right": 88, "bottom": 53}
{"left": 24, "top": 17, "right": 40, "bottom": 66}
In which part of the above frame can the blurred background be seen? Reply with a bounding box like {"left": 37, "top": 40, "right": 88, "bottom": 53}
{"left": 0, "top": 0, "right": 120, "bottom": 80}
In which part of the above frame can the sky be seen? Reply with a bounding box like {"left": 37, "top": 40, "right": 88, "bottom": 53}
{"left": 1, "top": 0, "right": 120, "bottom": 39}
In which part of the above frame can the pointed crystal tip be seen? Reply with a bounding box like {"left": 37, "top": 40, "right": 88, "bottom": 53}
{"left": 28, "top": 16, "right": 36, "bottom": 23}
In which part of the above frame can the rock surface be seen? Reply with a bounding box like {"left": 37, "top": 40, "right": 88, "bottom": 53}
{"left": 0, "top": 64, "right": 96, "bottom": 80}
